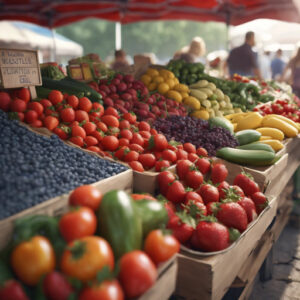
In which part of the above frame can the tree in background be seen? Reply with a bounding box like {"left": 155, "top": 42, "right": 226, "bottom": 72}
{"left": 57, "top": 18, "right": 226, "bottom": 63}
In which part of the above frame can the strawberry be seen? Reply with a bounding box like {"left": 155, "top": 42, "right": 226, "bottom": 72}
{"left": 251, "top": 192, "right": 268, "bottom": 214}
{"left": 185, "top": 169, "right": 204, "bottom": 189}
{"left": 184, "top": 191, "right": 203, "bottom": 204}
{"left": 197, "top": 183, "right": 219, "bottom": 204}
{"left": 167, "top": 213, "right": 195, "bottom": 244}
{"left": 195, "top": 157, "right": 211, "bottom": 175}
{"left": 238, "top": 197, "right": 257, "bottom": 223}
{"left": 217, "top": 181, "right": 230, "bottom": 199}
{"left": 195, "top": 217, "right": 230, "bottom": 252}
{"left": 176, "top": 160, "right": 193, "bottom": 180}
{"left": 233, "top": 172, "right": 260, "bottom": 196}
{"left": 216, "top": 202, "right": 248, "bottom": 233}
{"left": 211, "top": 163, "right": 228, "bottom": 184}
{"left": 182, "top": 199, "right": 207, "bottom": 217}
{"left": 157, "top": 171, "right": 176, "bottom": 196}
{"left": 166, "top": 180, "right": 186, "bottom": 204}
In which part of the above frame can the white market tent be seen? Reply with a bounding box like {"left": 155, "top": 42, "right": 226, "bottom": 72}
{"left": 229, "top": 19, "right": 300, "bottom": 52}
{"left": 0, "top": 21, "right": 83, "bottom": 64}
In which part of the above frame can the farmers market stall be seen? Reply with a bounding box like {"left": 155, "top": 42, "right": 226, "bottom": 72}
{"left": 1, "top": 47, "right": 300, "bottom": 300}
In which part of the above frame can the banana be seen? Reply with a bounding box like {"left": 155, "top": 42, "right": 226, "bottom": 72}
{"left": 189, "top": 80, "right": 208, "bottom": 89}
{"left": 190, "top": 89, "right": 207, "bottom": 100}
{"left": 256, "top": 127, "right": 284, "bottom": 141}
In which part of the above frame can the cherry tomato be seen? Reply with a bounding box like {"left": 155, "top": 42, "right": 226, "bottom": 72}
{"left": 25, "top": 110, "right": 38, "bottom": 124}
{"left": 61, "top": 236, "right": 114, "bottom": 282}
{"left": 10, "top": 99, "right": 27, "bottom": 112}
{"left": 67, "top": 95, "right": 79, "bottom": 109}
{"left": 43, "top": 271, "right": 74, "bottom": 300}
{"left": 144, "top": 230, "right": 180, "bottom": 265}
{"left": 28, "top": 101, "right": 44, "bottom": 116}
{"left": 101, "top": 115, "right": 120, "bottom": 128}
{"left": 17, "top": 87, "right": 31, "bottom": 103}
{"left": 69, "top": 136, "right": 84, "bottom": 147}
{"left": 48, "top": 90, "right": 64, "bottom": 105}
{"left": 128, "top": 160, "right": 145, "bottom": 172}
{"left": 123, "top": 112, "right": 136, "bottom": 123}
{"left": 119, "top": 251, "right": 157, "bottom": 298}
{"left": 79, "top": 97, "right": 92, "bottom": 112}
{"left": 79, "top": 280, "right": 124, "bottom": 300}
{"left": 72, "top": 125, "right": 86, "bottom": 139}
{"left": 60, "top": 107, "right": 75, "bottom": 123}
{"left": 75, "top": 110, "right": 89, "bottom": 122}
{"left": 59, "top": 207, "right": 97, "bottom": 242}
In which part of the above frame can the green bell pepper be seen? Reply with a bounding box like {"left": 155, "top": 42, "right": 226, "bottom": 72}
{"left": 98, "top": 190, "right": 142, "bottom": 260}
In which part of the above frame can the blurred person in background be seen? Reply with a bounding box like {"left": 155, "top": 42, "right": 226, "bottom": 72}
{"left": 173, "top": 36, "right": 206, "bottom": 64}
{"left": 226, "top": 31, "right": 261, "bottom": 79}
{"left": 281, "top": 44, "right": 300, "bottom": 97}
{"left": 111, "top": 49, "right": 130, "bottom": 72}
{"left": 271, "top": 49, "right": 285, "bottom": 80}
{"left": 259, "top": 50, "right": 271, "bottom": 80}
{"left": 280, "top": 44, "right": 300, "bottom": 203}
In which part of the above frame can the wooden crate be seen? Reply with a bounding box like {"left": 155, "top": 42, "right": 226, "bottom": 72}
{"left": 215, "top": 153, "right": 288, "bottom": 192}
{"left": 139, "top": 256, "right": 178, "bottom": 300}
{"left": 0, "top": 169, "right": 133, "bottom": 250}
{"left": 175, "top": 196, "right": 278, "bottom": 300}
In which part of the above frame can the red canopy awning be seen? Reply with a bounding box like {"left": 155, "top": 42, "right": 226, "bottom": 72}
{"left": 0, "top": 0, "right": 299, "bottom": 27}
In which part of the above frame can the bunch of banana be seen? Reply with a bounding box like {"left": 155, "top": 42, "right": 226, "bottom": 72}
{"left": 189, "top": 80, "right": 238, "bottom": 118}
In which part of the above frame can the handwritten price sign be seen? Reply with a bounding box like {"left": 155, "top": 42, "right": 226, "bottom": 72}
{"left": 0, "top": 49, "right": 42, "bottom": 89}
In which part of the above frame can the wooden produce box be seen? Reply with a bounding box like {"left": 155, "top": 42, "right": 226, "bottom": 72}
{"left": 140, "top": 256, "right": 178, "bottom": 300}
{"left": 216, "top": 153, "right": 288, "bottom": 193}
{"left": 0, "top": 169, "right": 133, "bottom": 250}
{"left": 175, "top": 196, "right": 278, "bottom": 300}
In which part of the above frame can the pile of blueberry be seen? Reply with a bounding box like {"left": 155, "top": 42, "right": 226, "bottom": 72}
{"left": 0, "top": 111, "right": 128, "bottom": 220}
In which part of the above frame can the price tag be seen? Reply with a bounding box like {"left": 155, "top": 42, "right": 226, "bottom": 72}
{"left": 0, "top": 48, "right": 42, "bottom": 98}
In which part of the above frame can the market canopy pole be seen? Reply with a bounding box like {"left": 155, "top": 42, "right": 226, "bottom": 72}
{"left": 115, "top": 22, "right": 121, "bottom": 50}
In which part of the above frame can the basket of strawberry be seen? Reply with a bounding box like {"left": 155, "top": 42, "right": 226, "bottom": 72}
{"left": 157, "top": 159, "right": 270, "bottom": 254}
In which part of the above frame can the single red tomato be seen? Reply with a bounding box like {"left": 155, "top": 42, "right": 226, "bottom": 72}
{"left": 144, "top": 230, "right": 180, "bottom": 265}
{"left": 59, "top": 207, "right": 97, "bottom": 242}
{"left": 119, "top": 251, "right": 157, "bottom": 299}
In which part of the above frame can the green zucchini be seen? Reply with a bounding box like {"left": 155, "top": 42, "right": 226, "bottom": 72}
{"left": 235, "top": 129, "right": 261, "bottom": 146}
{"left": 42, "top": 77, "right": 101, "bottom": 102}
{"left": 98, "top": 190, "right": 142, "bottom": 260}
{"left": 216, "top": 147, "right": 276, "bottom": 166}
{"left": 237, "top": 142, "right": 275, "bottom": 153}
{"left": 36, "top": 86, "right": 52, "bottom": 99}
{"left": 61, "top": 77, "right": 102, "bottom": 102}
{"left": 134, "top": 200, "right": 168, "bottom": 237}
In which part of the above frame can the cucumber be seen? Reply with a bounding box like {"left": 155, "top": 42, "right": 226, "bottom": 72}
{"left": 42, "top": 77, "right": 102, "bottom": 102}
{"left": 237, "top": 142, "right": 275, "bottom": 153}
{"left": 209, "top": 116, "right": 233, "bottom": 133}
{"left": 216, "top": 147, "right": 276, "bottom": 166}
{"left": 36, "top": 86, "right": 52, "bottom": 99}
{"left": 235, "top": 129, "right": 261, "bottom": 146}
{"left": 62, "top": 77, "right": 102, "bottom": 102}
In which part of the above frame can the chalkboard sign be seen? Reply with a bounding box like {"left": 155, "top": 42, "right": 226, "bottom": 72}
{"left": 0, "top": 48, "right": 42, "bottom": 89}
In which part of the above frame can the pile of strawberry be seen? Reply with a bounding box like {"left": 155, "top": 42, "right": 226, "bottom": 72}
{"left": 254, "top": 99, "right": 300, "bottom": 122}
{"left": 94, "top": 73, "right": 187, "bottom": 123}
{"left": 158, "top": 159, "right": 268, "bottom": 252}
{"left": 0, "top": 88, "right": 206, "bottom": 173}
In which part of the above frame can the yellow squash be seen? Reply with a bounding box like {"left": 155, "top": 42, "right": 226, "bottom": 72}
{"left": 236, "top": 112, "right": 263, "bottom": 131}
{"left": 262, "top": 116, "right": 298, "bottom": 138}
{"left": 260, "top": 135, "right": 272, "bottom": 141}
{"left": 263, "top": 114, "right": 299, "bottom": 133}
{"left": 259, "top": 139, "right": 284, "bottom": 152}
{"left": 256, "top": 127, "right": 284, "bottom": 141}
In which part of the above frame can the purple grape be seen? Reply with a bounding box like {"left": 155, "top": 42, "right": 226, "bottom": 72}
{"left": 153, "top": 115, "right": 238, "bottom": 156}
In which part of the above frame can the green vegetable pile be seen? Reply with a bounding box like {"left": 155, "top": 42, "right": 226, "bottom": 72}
{"left": 195, "top": 73, "right": 275, "bottom": 112}
{"left": 167, "top": 59, "right": 205, "bottom": 85}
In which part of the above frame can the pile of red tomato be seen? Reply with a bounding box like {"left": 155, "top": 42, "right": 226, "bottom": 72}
{"left": 0, "top": 88, "right": 206, "bottom": 173}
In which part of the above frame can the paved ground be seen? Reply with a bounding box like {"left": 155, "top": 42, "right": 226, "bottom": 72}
{"left": 250, "top": 220, "right": 300, "bottom": 300}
